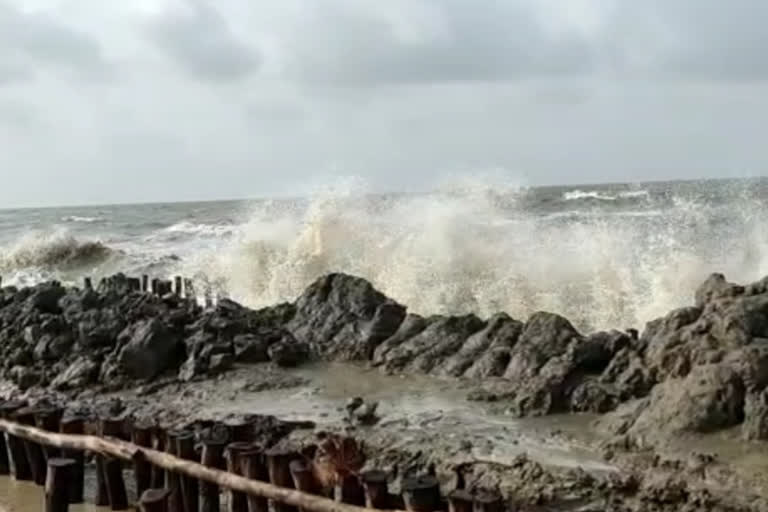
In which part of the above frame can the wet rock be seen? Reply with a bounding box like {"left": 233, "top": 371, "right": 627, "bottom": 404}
{"left": 268, "top": 339, "right": 309, "bottom": 367}
{"left": 380, "top": 314, "right": 486, "bottom": 373}
{"left": 78, "top": 309, "right": 126, "bottom": 348}
{"left": 208, "top": 353, "right": 234, "bottom": 374}
{"left": 10, "top": 365, "right": 40, "bottom": 390}
{"left": 289, "top": 273, "right": 406, "bottom": 361}
{"left": 742, "top": 390, "right": 768, "bottom": 440}
{"left": 570, "top": 379, "right": 619, "bottom": 413}
{"left": 50, "top": 357, "right": 100, "bottom": 390}
{"left": 695, "top": 273, "right": 744, "bottom": 307}
{"left": 117, "top": 318, "right": 182, "bottom": 379}
{"left": 28, "top": 282, "right": 66, "bottom": 314}
{"left": 372, "top": 314, "right": 429, "bottom": 365}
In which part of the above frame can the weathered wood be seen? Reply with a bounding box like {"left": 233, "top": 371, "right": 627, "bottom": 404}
{"left": 45, "top": 458, "right": 75, "bottom": 512}
{"left": 142, "top": 275, "right": 149, "bottom": 292}
{"left": 174, "top": 276, "right": 183, "bottom": 296}
{"left": 183, "top": 278, "right": 195, "bottom": 300}
{"left": 98, "top": 418, "right": 125, "bottom": 506}
{"left": 200, "top": 438, "right": 226, "bottom": 512}
{"left": 165, "top": 431, "right": 183, "bottom": 512}
{"left": 290, "top": 459, "right": 319, "bottom": 501}
{"left": 0, "top": 418, "right": 406, "bottom": 512}
{"left": 447, "top": 490, "right": 473, "bottom": 512}
{"left": 472, "top": 491, "right": 503, "bottom": 512}
{"left": 131, "top": 421, "right": 154, "bottom": 499}
{"left": 0, "top": 430, "right": 8, "bottom": 475}
{"left": 244, "top": 450, "right": 270, "bottom": 512}
{"left": 14, "top": 408, "right": 47, "bottom": 485}
{"left": 401, "top": 476, "right": 440, "bottom": 512}
{"left": 361, "top": 470, "right": 390, "bottom": 509}
{"left": 175, "top": 431, "right": 199, "bottom": 512}
{"left": 59, "top": 417, "right": 85, "bottom": 504}
{"left": 266, "top": 447, "right": 299, "bottom": 512}
{"left": 95, "top": 455, "right": 110, "bottom": 506}
{"left": 84, "top": 277, "right": 93, "bottom": 290}
{"left": 227, "top": 421, "right": 254, "bottom": 443}
{"left": 226, "top": 442, "right": 255, "bottom": 512}
{"left": 336, "top": 475, "right": 365, "bottom": 506}
{"left": 35, "top": 407, "right": 64, "bottom": 459}
{"left": 151, "top": 426, "right": 167, "bottom": 488}
{"left": 104, "top": 456, "right": 129, "bottom": 510}
{"left": 0, "top": 400, "right": 32, "bottom": 481}
{"left": 140, "top": 488, "right": 171, "bottom": 512}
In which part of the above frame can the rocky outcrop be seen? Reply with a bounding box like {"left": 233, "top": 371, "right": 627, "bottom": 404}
{"left": 5, "top": 270, "right": 768, "bottom": 443}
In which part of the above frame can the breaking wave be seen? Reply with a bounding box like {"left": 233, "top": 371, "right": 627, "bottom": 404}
{"left": 61, "top": 215, "right": 104, "bottom": 224}
{"left": 176, "top": 180, "right": 768, "bottom": 331}
{"left": 0, "top": 230, "right": 115, "bottom": 272}
{"left": 562, "top": 189, "right": 650, "bottom": 202}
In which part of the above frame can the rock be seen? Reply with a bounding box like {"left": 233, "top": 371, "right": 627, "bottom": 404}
{"left": 233, "top": 332, "right": 275, "bottom": 363}
{"left": 604, "top": 364, "right": 745, "bottom": 437}
{"left": 436, "top": 313, "right": 522, "bottom": 377}
{"left": 743, "top": 390, "right": 768, "bottom": 440}
{"left": 353, "top": 402, "right": 379, "bottom": 425}
{"left": 10, "top": 365, "right": 40, "bottom": 390}
{"left": 345, "top": 397, "right": 364, "bottom": 414}
{"left": 208, "top": 353, "right": 234, "bottom": 374}
{"left": 695, "top": 273, "right": 744, "bottom": 307}
{"left": 50, "top": 357, "right": 100, "bottom": 390}
{"left": 372, "top": 314, "right": 429, "bottom": 365}
{"left": 178, "top": 356, "right": 206, "bottom": 382}
{"left": 569, "top": 379, "right": 619, "bottom": 413}
{"left": 117, "top": 318, "right": 182, "bottom": 380}
{"left": 268, "top": 340, "right": 309, "bottom": 367}
{"left": 380, "top": 315, "right": 486, "bottom": 373}
{"left": 78, "top": 309, "right": 126, "bottom": 348}
{"left": 289, "top": 273, "right": 406, "bottom": 361}
{"left": 28, "top": 283, "right": 66, "bottom": 314}
{"left": 464, "top": 348, "right": 513, "bottom": 379}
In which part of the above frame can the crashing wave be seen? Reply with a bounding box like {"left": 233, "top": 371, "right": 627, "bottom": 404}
{"left": 0, "top": 230, "right": 114, "bottom": 271}
{"left": 61, "top": 216, "right": 104, "bottom": 224}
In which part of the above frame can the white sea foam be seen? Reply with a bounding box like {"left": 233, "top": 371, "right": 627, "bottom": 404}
{"left": 562, "top": 189, "right": 617, "bottom": 201}
{"left": 175, "top": 179, "right": 768, "bottom": 331}
{"left": 61, "top": 215, "right": 104, "bottom": 223}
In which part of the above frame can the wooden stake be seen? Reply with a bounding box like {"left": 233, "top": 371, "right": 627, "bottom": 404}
{"left": 472, "top": 491, "right": 503, "bottom": 512}
{"left": 244, "top": 450, "right": 270, "bottom": 512}
{"left": 176, "top": 431, "right": 199, "bottom": 512}
{"left": 0, "top": 400, "right": 31, "bottom": 481}
{"left": 97, "top": 418, "right": 124, "bottom": 507}
{"left": 140, "top": 488, "right": 172, "bottom": 512}
{"left": 200, "top": 437, "right": 226, "bottom": 512}
{"left": 60, "top": 417, "right": 85, "bottom": 504}
{"left": 267, "top": 447, "right": 299, "bottom": 512}
{"left": 14, "top": 408, "right": 47, "bottom": 485}
{"left": 165, "top": 431, "right": 183, "bottom": 512}
{"left": 335, "top": 475, "right": 365, "bottom": 506}
{"left": 361, "top": 470, "right": 389, "bottom": 509}
{"left": 35, "top": 407, "right": 64, "bottom": 459}
{"left": 45, "top": 458, "right": 75, "bottom": 512}
{"left": 226, "top": 442, "right": 255, "bottom": 512}
{"left": 447, "top": 491, "right": 473, "bottom": 512}
{"left": 401, "top": 476, "right": 440, "bottom": 512}
{"left": 131, "top": 421, "right": 154, "bottom": 499}
{"left": 151, "top": 427, "right": 167, "bottom": 488}
{"left": 104, "top": 456, "right": 129, "bottom": 510}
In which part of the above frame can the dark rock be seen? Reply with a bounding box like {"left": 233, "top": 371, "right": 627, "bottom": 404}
{"left": 178, "top": 355, "right": 206, "bottom": 382}
{"left": 743, "top": 390, "right": 768, "bottom": 441}
{"left": 289, "top": 273, "right": 406, "bottom": 361}
{"left": 208, "top": 353, "right": 234, "bottom": 374}
{"left": 268, "top": 340, "right": 309, "bottom": 367}
{"left": 28, "top": 283, "right": 66, "bottom": 314}
{"left": 10, "top": 365, "right": 40, "bottom": 390}
{"left": 233, "top": 332, "right": 274, "bottom": 363}
{"left": 464, "top": 347, "right": 513, "bottom": 379}
{"left": 569, "top": 379, "right": 619, "bottom": 413}
{"left": 50, "top": 357, "right": 100, "bottom": 390}
{"left": 78, "top": 309, "right": 126, "bottom": 348}
{"left": 117, "top": 318, "right": 182, "bottom": 379}
{"left": 372, "top": 314, "right": 429, "bottom": 365}
{"left": 695, "top": 273, "right": 744, "bottom": 307}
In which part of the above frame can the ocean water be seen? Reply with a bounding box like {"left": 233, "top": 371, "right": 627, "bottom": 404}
{"left": 1, "top": 177, "right": 768, "bottom": 332}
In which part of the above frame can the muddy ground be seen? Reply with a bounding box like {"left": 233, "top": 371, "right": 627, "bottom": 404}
{"left": 5, "top": 361, "right": 768, "bottom": 512}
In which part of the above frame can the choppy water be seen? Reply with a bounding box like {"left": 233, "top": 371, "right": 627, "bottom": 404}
{"left": 2, "top": 177, "right": 768, "bottom": 331}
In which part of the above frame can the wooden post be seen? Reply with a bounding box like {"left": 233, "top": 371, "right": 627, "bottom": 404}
{"left": 225, "top": 442, "right": 254, "bottom": 512}
{"left": 60, "top": 416, "right": 85, "bottom": 503}
{"left": 472, "top": 491, "right": 503, "bottom": 512}
{"left": 266, "top": 447, "right": 299, "bottom": 512}
{"left": 401, "top": 476, "right": 440, "bottom": 512}
{"left": 204, "top": 288, "right": 213, "bottom": 308}
{"left": 0, "top": 401, "right": 31, "bottom": 481}
{"left": 165, "top": 431, "right": 183, "bottom": 512}
{"left": 200, "top": 437, "right": 226, "bottom": 512}
{"left": 84, "top": 277, "right": 93, "bottom": 290}
{"left": 244, "top": 450, "right": 270, "bottom": 512}
{"left": 140, "top": 488, "right": 171, "bottom": 512}
{"left": 361, "top": 470, "right": 389, "bottom": 509}
{"left": 132, "top": 421, "right": 154, "bottom": 499}
{"left": 227, "top": 421, "right": 254, "bottom": 444}
{"left": 35, "top": 407, "right": 64, "bottom": 459}
{"left": 45, "top": 458, "right": 75, "bottom": 512}
{"left": 142, "top": 275, "right": 149, "bottom": 292}
{"left": 151, "top": 427, "right": 166, "bottom": 488}
{"left": 96, "top": 418, "right": 123, "bottom": 506}
{"left": 174, "top": 276, "right": 183, "bottom": 296}
{"left": 336, "top": 475, "right": 365, "bottom": 506}
{"left": 175, "top": 431, "right": 199, "bottom": 512}
{"left": 447, "top": 491, "right": 473, "bottom": 512}
{"left": 289, "top": 459, "right": 319, "bottom": 512}
{"left": 14, "top": 408, "right": 47, "bottom": 485}
{"left": 104, "top": 456, "right": 129, "bottom": 510}
{"left": 183, "top": 279, "right": 195, "bottom": 301}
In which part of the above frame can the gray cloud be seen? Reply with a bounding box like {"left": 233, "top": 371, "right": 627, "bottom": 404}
{"left": 146, "top": 0, "right": 261, "bottom": 82}
{"left": 0, "top": 1, "right": 109, "bottom": 81}
{"left": 287, "top": 0, "right": 596, "bottom": 86}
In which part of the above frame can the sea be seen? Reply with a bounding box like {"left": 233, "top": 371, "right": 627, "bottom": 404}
{"left": 1, "top": 177, "right": 767, "bottom": 332}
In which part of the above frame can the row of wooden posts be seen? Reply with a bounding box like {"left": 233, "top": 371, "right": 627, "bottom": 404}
{"left": 0, "top": 401, "right": 505, "bottom": 512}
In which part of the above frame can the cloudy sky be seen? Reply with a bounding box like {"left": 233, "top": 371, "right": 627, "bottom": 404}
{"left": 1, "top": 0, "right": 767, "bottom": 207}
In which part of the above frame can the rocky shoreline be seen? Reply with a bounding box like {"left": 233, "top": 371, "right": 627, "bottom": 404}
{"left": 2, "top": 272, "right": 768, "bottom": 510}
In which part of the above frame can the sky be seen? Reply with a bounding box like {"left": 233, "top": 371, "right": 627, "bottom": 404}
{"left": 1, "top": 0, "right": 768, "bottom": 207}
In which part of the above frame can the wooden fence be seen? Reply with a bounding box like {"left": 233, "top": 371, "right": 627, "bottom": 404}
{"left": 0, "top": 402, "right": 504, "bottom": 512}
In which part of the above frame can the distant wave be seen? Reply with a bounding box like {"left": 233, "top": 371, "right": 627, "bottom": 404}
{"left": 61, "top": 215, "right": 105, "bottom": 224}
{"left": 563, "top": 189, "right": 649, "bottom": 202}
{"left": 0, "top": 230, "right": 114, "bottom": 271}
{"left": 163, "top": 221, "right": 237, "bottom": 238}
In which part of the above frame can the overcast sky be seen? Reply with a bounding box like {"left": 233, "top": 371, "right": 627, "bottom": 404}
{"left": 1, "top": 0, "right": 767, "bottom": 207}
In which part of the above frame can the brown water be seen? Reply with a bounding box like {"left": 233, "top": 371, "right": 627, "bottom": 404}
{"left": 0, "top": 478, "right": 104, "bottom": 512}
